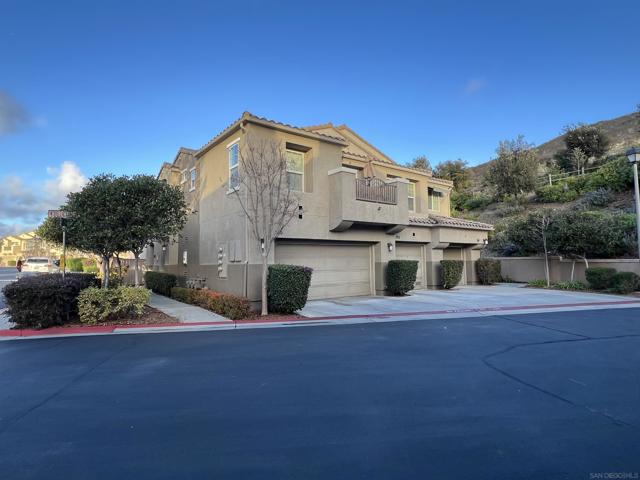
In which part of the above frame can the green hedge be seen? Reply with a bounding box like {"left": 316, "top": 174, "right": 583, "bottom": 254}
{"left": 144, "top": 271, "right": 177, "bottom": 296}
{"left": 78, "top": 287, "right": 150, "bottom": 325}
{"left": 585, "top": 267, "right": 616, "bottom": 290}
{"left": 67, "top": 258, "right": 84, "bottom": 272}
{"left": 610, "top": 272, "right": 640, "bottom": 294}
{"left": 267, "top": 264, "right": 313, "bottom": 313}
{"left": 171, "top": 287, "right": 251, "bottom": 320}
{"left": 476, "top": 258, "right": 501, "bottom": 285}
{"left": 441, "top": 260, "right": 464, "bottom": 289}
{"left": 2, "top": 273, "right": 99, "bottom": 329}
{"left": 386, "top": 260, "right": 419, "bottom": 295}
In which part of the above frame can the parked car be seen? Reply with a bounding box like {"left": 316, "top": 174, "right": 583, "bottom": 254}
{"left": 22, "top": 257, "right": 60, "bottom": 274}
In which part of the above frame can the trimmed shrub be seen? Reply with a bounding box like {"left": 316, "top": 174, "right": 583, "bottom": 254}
{"left": 144, "top": 271, "right": 177, "bottom": 296}
{"left": 267, "top": 264, "right": 313, "bottom": 313}
{"left": 170, "top": 286, "right": 199, "bottom": 304}
{"left": 78, "top": 286, "right": 150, "bottom": 325}
{"left": 585, "top": 267, "right": 616, "bottom": 290}
{"left": 2, "top": 273, "right": 99, "bottom": 329}
{"left": 476, "top": 258, "right": 502, "bottom": 285}
{"left": 67, "top": 258, "right": 84, "bottom": 272}
{"left": 441, "top": 260, "right": 464, "bottom": 289}
{"left": 555, "top": 281, "right": 587, "bottom": 291}
{"left": 386, "top": 260, "right": 419, "bottom": 295}
{"left": 610, "top": 272, "right": 640, "bottom": 294}
{"left": 170, "top": 287, "right": 251, "bottom": 320}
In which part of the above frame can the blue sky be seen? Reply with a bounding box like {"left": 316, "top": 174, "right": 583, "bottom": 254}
{"left": 1, "top": 0, "right": 639, "bottom": 235}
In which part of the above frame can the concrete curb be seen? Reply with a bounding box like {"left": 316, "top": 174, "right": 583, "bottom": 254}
{"left": 1, "top": 298, "right": 639, "bottom": 340}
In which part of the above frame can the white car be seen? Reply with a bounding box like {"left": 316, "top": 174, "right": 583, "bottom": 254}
{"left": 22, "top": 257, "right": 60, "bottom": 274}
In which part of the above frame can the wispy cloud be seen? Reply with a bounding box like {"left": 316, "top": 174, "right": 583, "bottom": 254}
{"left": 0, "top": 91, "right": 31, "bottom": 136}
{"left": 0, "top": 161, "right": 88, "bottom": 237}
{"left": 464, "top": 77, "right": 487, "bottom": 95}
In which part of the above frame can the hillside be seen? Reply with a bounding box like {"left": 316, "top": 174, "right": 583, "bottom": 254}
{"left": 470, "top": 112, "right": 640, "bottom": 182}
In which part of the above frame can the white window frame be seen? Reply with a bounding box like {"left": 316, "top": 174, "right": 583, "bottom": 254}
{"left": 407, "top": 182, "right": 416, "bottom": 212}
{"left": 189, "top": 167, "right": 196, "bottom": 192}
{"left": 228, "top": 139, "right": 240, "bottom": 192}
{"left": 180, "top": 169, "right": 187, "bottom": 184}
{"left": 285, "top": 149, "right": 304, "bottom": 192}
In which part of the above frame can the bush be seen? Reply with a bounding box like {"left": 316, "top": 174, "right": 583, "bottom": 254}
{"left": 451, "top": 191, "right": 493, "bottom": 212}
{"left": 528, "top": 279, "right": 548, "bottom": 288}
{"left": 535, "top": 184, "right": 579, "bottom": 203}
{"left": 144, "top": 271, "right": 177, "bottom": 296}
{"left": 555, "top": 281, "right": 587, "bottom": 291}
{"left": 476, "top": 258, "right": 502, "bottom": 285}
{"left": 441, "top": 260, "right": 464, "bottom": 289}
{"left": 170, "top": 287, "right": 251, "bottom": 320}
{"left": 587, "top": 157, "right": 633, "bottom": 193}
{"left": 67, "top": 258, "right": 84, "bottom": 272}
{"left": 574, "top": 188, "right": 613, "bottom": 209}
{"left": 386, "top": 260, "right": 419, "bottom": 295}
{"left": 2, "top": 273, "right": 99, "bottom": 328}
{"left": 585, "top": 267, "right": 616, "bottom": 290}
{"left": 267, "top": 264, "right": 313, "bottom": 313}
{"left": 78, "top": 286, "right": 150, "bottom": 325}
{"left": 610, "top": 272, "right": 640, "bottom": 294}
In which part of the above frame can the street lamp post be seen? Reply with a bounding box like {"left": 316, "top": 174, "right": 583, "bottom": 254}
{"left": 626, "top": 147, "right": 640, "bottom": 261}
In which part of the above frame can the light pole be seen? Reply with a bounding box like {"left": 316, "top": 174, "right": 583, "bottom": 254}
{"left": 626, "top": 147, "right": 640, "bottom": 260}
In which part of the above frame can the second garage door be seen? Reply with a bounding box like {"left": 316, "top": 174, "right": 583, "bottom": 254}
{"left": 395, "top": 243, "right": 424, "bottom": 289}
{"left": 275, "top": 243, "right": 373, "bottom": 299}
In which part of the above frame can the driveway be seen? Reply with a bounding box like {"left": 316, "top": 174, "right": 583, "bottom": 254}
{"left": 1, "top": 308, "right": 639, "bottom": 478}
{"left": 300, "top": 283, "right": 640, "bottom": 318}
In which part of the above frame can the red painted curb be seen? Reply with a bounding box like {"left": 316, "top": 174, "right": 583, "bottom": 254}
{"left": 1, "top": 299, "right": 639, "bottom": 338}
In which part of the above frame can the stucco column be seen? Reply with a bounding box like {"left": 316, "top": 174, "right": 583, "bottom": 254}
{"left": 425, "top": 242, "right": 449, "bottom": 288}
{"left": 465, "top": 246, "right": 482, "bottom": 285}
{"left": 374, "top": 240, "right": 397, "bottom": 295}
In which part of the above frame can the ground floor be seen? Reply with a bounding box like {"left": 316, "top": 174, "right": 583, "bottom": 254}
{"left": 2, "top": 307, "right": 639, "bottom": 478}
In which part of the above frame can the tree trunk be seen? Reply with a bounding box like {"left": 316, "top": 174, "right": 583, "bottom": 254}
{"left": 542, "top": 234, "right": 550, "bottom": 287}
{"left": 134, "top": 252, "right": 140, "bottom": 287}
{"left": 103, "top": 255, "right": 110, "bottom": 289}
{"left": 570, "top": 260, "right": 575, "bottom": 282}
{"left": 261, "top": 253, "right": 268, "bottom": 316}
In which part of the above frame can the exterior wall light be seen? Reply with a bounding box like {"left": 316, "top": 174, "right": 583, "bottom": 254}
{"left": 387, "top": 242, "right": 394, "bottom": 252}
{"left": 298, "top": 205, "right": 304, "bottom": 219}
{"left": 625, "top": 147, "right": 640, "bottom": 261}
{"left": 260, "top": 238, "right": 265, "bottom": 252}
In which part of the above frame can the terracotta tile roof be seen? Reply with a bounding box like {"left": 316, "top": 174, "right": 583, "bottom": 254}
{"left": 196, "top": 112, "right": 347, "bottom": 156}
{"left": 409, "top": 214, "right": 493, "bottom": 231}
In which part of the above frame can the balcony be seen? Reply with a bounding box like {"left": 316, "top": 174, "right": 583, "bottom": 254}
{"left": 328, "top": 167, "right": 409, "bottom": 234}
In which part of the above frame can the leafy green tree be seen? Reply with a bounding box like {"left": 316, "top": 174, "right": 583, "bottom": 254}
{"left": 484, "top": 135, "right": 538, "bottom": 198}
{"left": 120, "top": 175, "right": 187, "bottom": 286}
{"left": 554, "top": 124, "right": 610, "bottom": 171}
{"left": 434, "top": 159, "right": 470, "bottom": 191}
{"left": 407, "top": 155, "right": 431, "bottom": 171}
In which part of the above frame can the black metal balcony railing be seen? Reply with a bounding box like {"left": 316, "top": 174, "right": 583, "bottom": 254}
{"left": 355, "top": 178, "right": 397, "bottom": 205}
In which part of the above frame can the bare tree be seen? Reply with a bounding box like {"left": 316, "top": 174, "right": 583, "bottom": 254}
{"left": 540, "top": 213, "right": 552, "bottom": 287}
{"left": 232, "top": 137, "right": 299, "bottom": 315}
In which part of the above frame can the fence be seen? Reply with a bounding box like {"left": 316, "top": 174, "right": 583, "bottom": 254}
{"left": 537, "top": 166, "right": 600, "bottom": 187}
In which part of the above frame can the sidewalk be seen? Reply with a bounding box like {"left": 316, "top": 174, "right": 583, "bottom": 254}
{"left": 148, "top": 293, "right": 232, "bottom": 324}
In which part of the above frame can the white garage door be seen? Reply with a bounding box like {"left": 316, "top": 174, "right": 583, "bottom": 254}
{"left": 395, "top": 243, "right": 424, "bottom": 289}
{"left": 275, "top": 243, "right": 372, "bottom": 299}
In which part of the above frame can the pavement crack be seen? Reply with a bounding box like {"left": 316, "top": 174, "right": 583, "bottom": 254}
{"left": 0, "top": 338, "right": 137, "bottom": 436}
{"left": 490, "top": 313, "right": 591, "bottom": 339}
{"left": 482, "top": 334, "right": 640, "bottom": 429}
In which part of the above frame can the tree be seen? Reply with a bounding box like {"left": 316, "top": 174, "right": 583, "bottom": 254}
{"left": 120, "top": 175, "right": 187, "bottom": 286}
{"left": 407, "top": 155, "right": 431, "bottom": 171}
{"left": 232, "top": 137, "right": 299, "bottom": 315}
{"left": 555, "top": 147, "right": 588, "bottom": 172}
{"left": 484, "top": 135, "right": 538, "bottom": 198}
{"left": 434, "top": 159, "right": 470, "bottom": 191}
{"left": 559, "top": 124, "right": 610, "bottom": 164}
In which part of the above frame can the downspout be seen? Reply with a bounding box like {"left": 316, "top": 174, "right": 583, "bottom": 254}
{"left": 240, "top": 120, "right": 250, "bottom": 299}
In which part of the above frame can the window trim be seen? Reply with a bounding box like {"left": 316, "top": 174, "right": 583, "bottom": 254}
{"left": 228, "top": 141, "right": 240, "bottom": 192}
{"left": 428, "top": 187, "right": 442, "bottom": 212}
{"left": 189, "top": 167, "right": 196, "bottom": 192}
{"left": 285, "top": 148, "right": 304, "bottom": 193}
{"left": 180, "top": 169, "right": 187, "bottom": 184}
{"left": 407, "top": 182, "right": 416, "bottom": 212}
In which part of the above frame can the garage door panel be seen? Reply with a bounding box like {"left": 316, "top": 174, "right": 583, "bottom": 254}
{"left": 396, "top": 243, "right": 423, "bottom": 289}
{"left": 275, "top": 244, "right": 372, "bottom": 299}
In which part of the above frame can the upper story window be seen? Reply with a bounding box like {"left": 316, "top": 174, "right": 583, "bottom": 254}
{"left": 228, "top": 141, "right": 240, "bottom": 190}
{"left": 428, "top": 187, "right": 442, "bottom": 211}
{"left": 189, "top": 168, "right": 197, "bottom": 191}
{"left": 407, "top": 182, "right": 416, "bottom": 212}
{"left": 180, "top": 170, "right": 187, "bottom": 184}
{"left": 285, "top": 149, "right": 304, "bottom": 192}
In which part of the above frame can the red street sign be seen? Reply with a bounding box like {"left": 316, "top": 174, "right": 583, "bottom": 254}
{"left": 48, "top": 210, "right": 68, "bottom": 219}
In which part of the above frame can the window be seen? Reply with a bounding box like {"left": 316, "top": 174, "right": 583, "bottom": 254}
{"left": 286, "top": 150, "right": 304, "bottom": 192}
{"left": 228, "top": 142, "right": 240, "bottom": 190}
{"left": 189, "top": 168, "right": 196, "bottom": 191}
{"left": 407, "top": 182, "right": 416, "bottom": 212}
{"left": 180, "top": 170, "right": 187, "bottom": 184}
{"left": 428, "top": 187, "right": 442, "bottom": 211}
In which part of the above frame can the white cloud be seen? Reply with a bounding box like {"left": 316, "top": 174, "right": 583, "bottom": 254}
{"left": 464, "top": 77, "right": 487, "bottom": 95}
{"left": 0, "top": 161, "right": 88, "bottom": 237}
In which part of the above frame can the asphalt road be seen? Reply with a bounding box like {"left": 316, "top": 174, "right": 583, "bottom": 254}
{"left": 1, "top": 308, "right": 640, "bottom": 479}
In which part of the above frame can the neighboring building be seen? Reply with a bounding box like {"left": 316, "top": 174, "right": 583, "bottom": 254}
{"left": 0, "top": 231, "right": 62, "bottom": 266}
{"left": 146, "top": 112, "right": 492, "bottom": 304}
